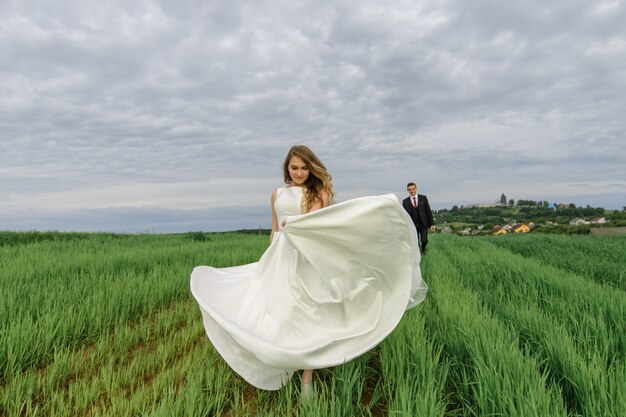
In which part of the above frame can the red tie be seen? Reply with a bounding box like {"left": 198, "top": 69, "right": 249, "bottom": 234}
{"left": 413, "top": 197, "right": 417, "bottom": 208}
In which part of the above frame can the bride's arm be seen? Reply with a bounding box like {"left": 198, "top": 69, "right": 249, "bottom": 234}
{"left": 269, "top": 190, "right": 278, "bottom": 244}
{"left": 308, "top": 190, "right": 330, "bottom": 213}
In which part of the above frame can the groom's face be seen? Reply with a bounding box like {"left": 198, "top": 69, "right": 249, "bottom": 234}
{"left": 407, "top": 185, "right": 417, "bottom": 196}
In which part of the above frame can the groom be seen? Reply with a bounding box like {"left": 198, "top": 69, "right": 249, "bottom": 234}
{"left": 402, "top": 182, "right": 435, "bottom": 254}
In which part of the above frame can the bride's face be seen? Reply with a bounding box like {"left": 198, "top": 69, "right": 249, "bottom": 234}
{"left": 288, "top": 156, "right": 310, "bottom": 186}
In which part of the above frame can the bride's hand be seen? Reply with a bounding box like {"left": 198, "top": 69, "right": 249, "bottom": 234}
{"left": 281, "top": 219, "right": 287, "bottom": 227}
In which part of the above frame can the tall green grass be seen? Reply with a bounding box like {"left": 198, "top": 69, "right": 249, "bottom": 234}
{"left": 438, "top": 236, "right": 626, "bottom": 415}
{"left": 1, "top": 231, "right": 624, "bottom": 416}
{"left": 0, "top": 232, "right": 266, "bottom": 383}
{"left": 421, "top": 244, "right": 568, "bottom": 416}
{"left": 487, "top": 233, "right": 626, "bottom": 289}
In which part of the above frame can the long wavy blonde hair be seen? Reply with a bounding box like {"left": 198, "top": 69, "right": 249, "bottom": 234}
{"left": 283, "top": 145, "right": 335, "bottom": 213}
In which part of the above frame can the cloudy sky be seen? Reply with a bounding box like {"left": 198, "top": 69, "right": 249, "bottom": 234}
{"left": 1, "top": 0, "right": 625, "bottom": 232}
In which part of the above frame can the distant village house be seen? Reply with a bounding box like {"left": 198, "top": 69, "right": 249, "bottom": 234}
{"left": 459, "top": 227, "right": 472, "bottom": 236}
{"left": 491, "top": 226, "right": 508, "bottom": 235}
{"left": 512, "top": 224, "right": 530, "bottom": 233}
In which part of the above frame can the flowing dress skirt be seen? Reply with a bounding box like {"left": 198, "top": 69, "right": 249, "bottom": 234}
{"left": 190, "top": 194, "right": 427, "bottom": 390}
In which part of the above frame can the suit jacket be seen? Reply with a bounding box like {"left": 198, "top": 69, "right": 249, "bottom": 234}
{"left": 402, "top": 194, "right": 434, "bottom": 228}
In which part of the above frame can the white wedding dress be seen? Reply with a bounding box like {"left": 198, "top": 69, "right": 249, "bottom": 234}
{"left": 190, "top": 186, "right": 427, "bottom": 390}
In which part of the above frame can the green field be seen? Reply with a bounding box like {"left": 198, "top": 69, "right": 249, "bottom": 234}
{"left": 1, "top": 232, "right": 625, "bottom": 416}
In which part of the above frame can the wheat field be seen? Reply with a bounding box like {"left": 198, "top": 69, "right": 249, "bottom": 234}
{"left": 1, "top": 231, "right": 624, "bottom": 417}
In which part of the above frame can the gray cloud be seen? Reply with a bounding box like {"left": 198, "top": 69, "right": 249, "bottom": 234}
{"left": 1, "top": 0, "right": 625, "bottom": 232}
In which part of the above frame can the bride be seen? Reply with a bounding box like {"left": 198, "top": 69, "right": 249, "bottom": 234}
{"left": 190, "top": 145, "right": 427, "bottom": 395}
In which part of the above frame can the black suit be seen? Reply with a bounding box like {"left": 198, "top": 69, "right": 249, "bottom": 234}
{"left": 402, "top": 194, "right": 434, "bottom": 253}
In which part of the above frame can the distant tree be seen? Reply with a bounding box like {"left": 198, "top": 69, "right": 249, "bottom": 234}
{"left": 500, "top": 193, "right": 507, "bottom": 206}
{"left": 569, "top": 203, "right": 576, "bottom": 209}
{"left": 451, "top": 205, "right": 459, "bottom": 212}
{"left": 582, "top": 206, "right": 604, "bottom": 216}
{"left": 544, "top": 201, "right": 549, "bottom": 208}
{"left": 623, "top": 206, "right": 626, "bottom": 211}
{"left": 508, "top": 199, "right": 515, "bottom": 206}
{"left": 517, "top": 199, "right": 538, "bottom": 206}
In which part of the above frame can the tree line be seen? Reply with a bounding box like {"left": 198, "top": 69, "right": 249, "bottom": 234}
{"left": 434, "top": 204, "right": 626, "bottom": 232}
